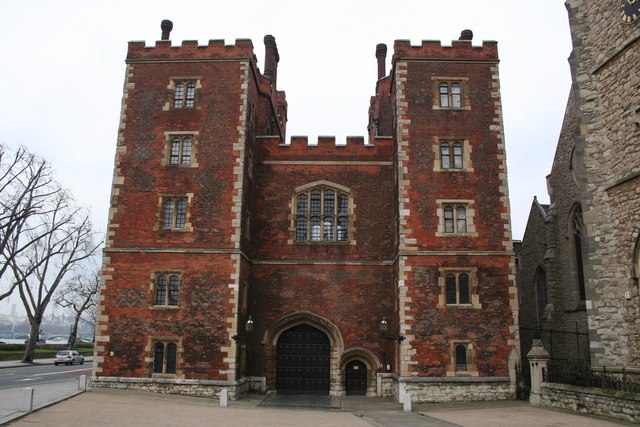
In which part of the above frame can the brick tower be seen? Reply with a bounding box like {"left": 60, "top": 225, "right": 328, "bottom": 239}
{"left": 94, "top": 22, "right": 518, "bottom": 402}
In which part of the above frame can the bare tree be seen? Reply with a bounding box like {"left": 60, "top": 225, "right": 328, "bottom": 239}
{"left": 55, "top": 264, "right": 100, "bottom": 348}
{"left": 10, "top": 188, "right": 101, "bottom": 363}
{"left": 0, "top": 144, "right": 58, "bottom": 302}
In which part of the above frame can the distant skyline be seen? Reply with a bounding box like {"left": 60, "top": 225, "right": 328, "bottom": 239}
{"left": 0, "top": 1, "right": 574, "bottom": 315}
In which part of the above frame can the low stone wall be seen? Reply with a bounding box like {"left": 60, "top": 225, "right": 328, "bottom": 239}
{"left": 90, "top": 376, "right": 247, "bottom": 400}
{"left": 378, "top": 374, "right": 514, "bottom": 403}
{"left": 541, "top": 382, "right": 640, "bottom": 423}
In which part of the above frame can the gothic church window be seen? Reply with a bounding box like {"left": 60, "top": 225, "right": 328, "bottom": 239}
{"left": 571, "top": 205, "right": 587, "bottom": 302}
{"left": 153, "top": 341, "right": 177, "bottom": 374}
{"left": 294, "top": 183, "right": 350, "bottom": 243}
{"left": 534, "top": 267, "right": 547, "bottom": 324}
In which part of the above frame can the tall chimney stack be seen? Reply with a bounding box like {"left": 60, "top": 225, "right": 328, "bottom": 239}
{"left": 161, "top": 20, "right": 173, "bottom": 40}
{"left": 376, "top": 44, "right": 387, "bottom": 80}
{"left": 459, "top": 29, "right": 473, "bottom": 41}
{"left": 263, "top": 35, "right": 280, "bottom": 86}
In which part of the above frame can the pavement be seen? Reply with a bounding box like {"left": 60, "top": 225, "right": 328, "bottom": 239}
{"left": 0, "top": 359, "right": 634, "bottom": 426}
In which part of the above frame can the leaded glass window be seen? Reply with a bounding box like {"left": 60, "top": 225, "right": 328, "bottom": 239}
{"left": 295, "top": 185, "right": 350, "bottom": 243}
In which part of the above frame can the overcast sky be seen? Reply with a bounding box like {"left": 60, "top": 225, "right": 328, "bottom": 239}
{"left": 0, "top": 0, "right": 573, "bottom": 313}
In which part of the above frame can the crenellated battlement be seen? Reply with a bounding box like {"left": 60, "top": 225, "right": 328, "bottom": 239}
{"left": 393, "top": 38, "right": 498, "bottom": 61}
{"left": 127, "top": 38, "right": 256, "bottom": 62}
{"left": 254, "top": 135, "right": 393, "bottom": 161}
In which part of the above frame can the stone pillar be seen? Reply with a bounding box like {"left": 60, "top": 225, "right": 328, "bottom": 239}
{"left": 527, "top": 338, "right": 550, "bottom": 406}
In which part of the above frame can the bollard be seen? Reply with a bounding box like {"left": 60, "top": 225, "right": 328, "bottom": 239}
{"left": 21, "top": 387, "right": 34, "bottom": 413}
{"left": 78, "top": 374, "right": 88, "bottom": 391}
{"left": 220, "top": 388, "right": 228, "bottom": 407}
{"left": 403, "top": 393, "right": 412, "bottom": 412}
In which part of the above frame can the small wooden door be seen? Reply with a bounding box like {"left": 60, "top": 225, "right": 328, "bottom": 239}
{"left": 345, "top": 360, "right": 367, "bottom": 395}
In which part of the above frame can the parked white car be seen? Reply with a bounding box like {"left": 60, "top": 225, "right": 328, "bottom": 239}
{"left": 54, "top": 350, "right": 84, "bottom": 366}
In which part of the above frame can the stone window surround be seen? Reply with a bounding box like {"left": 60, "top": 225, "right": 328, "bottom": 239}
{"left": 432, "top": 77, "right": 471, "bottom": 111}
{"left": 435, "top": 199, "right": 478, "bottom": 237}
{"left": 433, "top": 137, "right": 474, "bottom": 172}
{"left": 149, "top": 271, "right": 183, "bottom": 309}
{"left": 437, "top": 267, "right": 481, "bottom": 309}
{"left": 163, "top": 77, "right": 202, "bottom": 111}
{"left": 447, "top": 340, "right": 478, "bottom": 377}
{"left": 568, "top": 203, "right": 587, "bottom": 307}
{"left": 162, "top": 131, "right": 199, "bottom": 168}
{"left": 145, "top": 336, "right": 183, "bottom": 378}
{"left": 289, "top": 180, "right": 356, "bottom": 245}
{"left": 155, "top": 193, "right": 194, "bottom": 232}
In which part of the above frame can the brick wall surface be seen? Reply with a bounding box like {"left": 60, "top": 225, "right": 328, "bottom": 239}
{"left": 97, "top": 31, "right": 518, "bottom": 401}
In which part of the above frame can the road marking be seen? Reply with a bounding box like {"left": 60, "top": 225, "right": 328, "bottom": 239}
{"left": 17, "top": 378, "right": 37, "bottom": 381}
{"left": 38, "top": 367, "right": 92, "bottom": 376}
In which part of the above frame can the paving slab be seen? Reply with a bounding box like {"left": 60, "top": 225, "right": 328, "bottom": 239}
{"left": 5, "top": 389, "right": 372, "bottom": 427}
{"left": 0, "top": 380, "right": 83, "bottom": 425}
{"left": 2, "top": 386, "right": 634, "bottom": 427}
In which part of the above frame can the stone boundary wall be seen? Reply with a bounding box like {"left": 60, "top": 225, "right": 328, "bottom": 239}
{"left": 90, "top": 376, "right": 255, "bottom": 401}
{"left": 378, "top": 374, "right": 513, "bottom": 403}
{"left": 541, "top": 383, "right": 640, "bottom": 423}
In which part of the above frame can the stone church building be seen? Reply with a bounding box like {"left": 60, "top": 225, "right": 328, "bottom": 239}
{"left": 93, "top": 22, "right": 519, "bottom": 402}
{"left": 518, "top": 0, "right": 639, "bottom": 374}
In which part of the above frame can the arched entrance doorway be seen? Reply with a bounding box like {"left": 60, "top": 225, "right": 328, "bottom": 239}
{"left": 345, "top": 360, "right": 367, "bottom": 395}
{"left": 276, "top": 323, "right": 330, "bottom": 395}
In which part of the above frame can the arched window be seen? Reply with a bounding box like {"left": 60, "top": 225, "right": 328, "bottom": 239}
{"left": 163, "top": 197, "right": 188, "bottom": 230}
{"left": 571, "top": 205, "right": 586, "bottom": 301}
{"left": 438, "top": 82, "right": 463, "bottom": 108}
{"left": 445, "top": 272, "right": 471, "bottom": 305}
{"left": 440, "top": 142, "right": 465, "bottom": 170}
{"left": 153, "top": 341, "right": 177, "bottom": 374}
{"left": 451, "top": 83, "right": 462, "bottom": 108}
{"left": 455, "top": 344, "right": 467, "bottom": 372}
{"left": 185, "top": 82, "right": 196, "bottom": 108}
{"left": 534, "top": 267, "right": 547, "bottom": 324}
{"left": 173, "top": 80, "right": 197, "bottom": 109}
{"left": 453, "top": 143, "right": 463, "bottom": 169}
{"left": 634, "top": 234, "right": 640, "bottom": 286}
{"left": 174, "top": 83, "right": 185, "bottom": 108}
{"left": 169, "top": 136, "right": 192, "bottom": 166}
{"left": 443, "top": 204, "right": 468, "bottom": 234}
{"left": 456, "top": 207, "right": 467, "bottom": 233}
{"left": 295, "top": 184, "right": 350, "bottom": 243}
{"left": 154, "top": 273, "right": 180, "bottom": 306}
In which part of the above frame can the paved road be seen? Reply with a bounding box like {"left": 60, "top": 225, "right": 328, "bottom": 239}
{"left": 0, "top": 362, "right": 92, "bottom": 389}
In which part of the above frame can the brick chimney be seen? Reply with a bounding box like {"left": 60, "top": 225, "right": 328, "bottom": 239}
{"left": 161, "top": 20, "right": 173, "bottom": 41}
{"left": 376, "top": 44, "right": 387, "bottom": 80}
{"left": 263, "top": 35, "right": 280, "bottom": 86}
